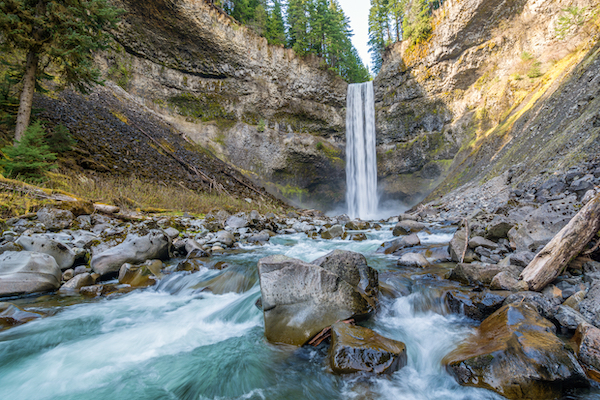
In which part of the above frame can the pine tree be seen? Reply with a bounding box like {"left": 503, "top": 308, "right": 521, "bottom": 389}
{"left": 0, "top": 0, "right": 122, "bottom": 142}
{"left": 266, "top": 0, "right": 286, "bottom": 46}
{"left": 0, "top": 120, "right": 56, "bottom": 181}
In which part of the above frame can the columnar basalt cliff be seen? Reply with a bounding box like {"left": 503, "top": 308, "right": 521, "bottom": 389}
{"left": 374, "top": 0, "right": 600, "bottom": 205}
{"left": 101, "top": 0, "right": 349, "bottom": 208}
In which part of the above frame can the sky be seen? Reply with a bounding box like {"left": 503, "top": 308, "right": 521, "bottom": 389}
{"left": 337, "top": 0, "right": 372, "bottom": 73}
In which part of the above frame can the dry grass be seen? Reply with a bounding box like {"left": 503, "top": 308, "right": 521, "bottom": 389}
{"left": 43, "top": 172, "right": 285, "bottom": 216}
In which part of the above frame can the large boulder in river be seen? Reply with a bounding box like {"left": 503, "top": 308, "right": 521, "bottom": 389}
{"left": 377, "top": 233, "right": 420, "bottom": 255}
{"left": 329, "top": 322, "right": 407, "bottom": 375}
{"left": 91, "top": 231, "right": 170, "bottom": 277}
{"left": 448, "top": 228, "right": 477, "bottom": 262}
{"left": 573, "top": 323, "right": 600, "bottom": 383}
{"left": 449, "top": 262, "right": 521, "bottom": 286}
{"left": 444, "top": 303, "right": 589, "bottom": 399}
{"left": 0, "top": 251, "right": 62, "bottom": 297}
{"left": 312, "top": 250, "right": 378, "bottom": 299}
{"left": 258, "top": 253, "right": 377, "bottom": 346}
{"left": 392, "top": 220, "right": 425, "bottom": 236}
{"left": 16, "top": 235, "right": 76, "bottom": 270}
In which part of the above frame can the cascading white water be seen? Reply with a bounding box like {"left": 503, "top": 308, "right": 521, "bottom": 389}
{"left": 346, "top": 81, "right": 378, "bottom": 219}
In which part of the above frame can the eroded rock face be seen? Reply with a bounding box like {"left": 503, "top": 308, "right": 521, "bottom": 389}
{"left": 257, "top": 254, "right": 377, "bottom": 346}
{"left": 91, "top": 231, "right": 170, "bottom": 277}
{"left": 0, "top": 251, "right": 62, "bottom": 297}
{"left": 444, "top": 303, "right": 589, "bottom": 399}
{"left": 16, "top": 235, "right": 76, "bottom": 270}
{"left": 329, "top": 323, "right": 407, "bottom": 375}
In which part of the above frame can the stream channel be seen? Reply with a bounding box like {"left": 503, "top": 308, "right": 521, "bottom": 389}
{"left": 1, "top": 223, "right": 599, "bottom": 399}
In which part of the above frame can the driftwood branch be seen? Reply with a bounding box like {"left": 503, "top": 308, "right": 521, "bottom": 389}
{"left": 520, "top": 193, "right": 600, "bottom": 291}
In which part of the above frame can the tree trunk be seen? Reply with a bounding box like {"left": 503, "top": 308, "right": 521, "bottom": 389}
{"left": 520, "top": 193, "right": 600, "bottom": 291}
{"left": 14, "top": 51, "right": 39, "bottom": 143}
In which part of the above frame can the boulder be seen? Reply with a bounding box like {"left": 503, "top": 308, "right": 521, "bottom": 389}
{"left": 0, "top": 242, "right": 23, "bottom": 255}
{"left": 509, "top": 251, "right": 536, "bottom": 267}
{"left": 37, "top": 207, "right": 74, "bottom": 231}
{"left": 312, "top": 250, "right": 378, "bottom": 298}
{"left": 118, "top": 260, "right": 163, "bottom": 287}
{"left": 392, "top": 220, "right": 425, "bottom": 236}
{"left": 555, "top": 305, "right": 589, "bottom": 331}
{"left": 563, "top": 290, "right": 587, "bottom": 311}
{"left": 449, "top": 262, "right": 521, "bottom": 286}
{"left": 349, "top": 233, "right": 367, "bottom": 241}
{"left": 445, "top": 290, "right": 511, "bottom": 321}
{"left": 0, "top": 302, "right": 41, "bottom": 328}
{"left": 0, "top": 251, "right": 62, "bottom": 297}
{"left": 504, "top": 291, "right": 560, "bottom": 320}
{"left": 258, "top": 254, "right": 376, "bottom": 346}
{"left": 448, "top": 228, "right": 477, "bottom": 262}
{"left": 321, "top": 225, "right": 344, "bottom": 239}
{"left": 163, "top": 227, "right": 180, "bottom": 239}
{"left": 377, "top": 233, "right": 420, "bottom": 255}
{"left": 15, "top": 235, "right": 76, "bottom": 270}
{"left": 444, "top": 303, "right": 589, "bottom": 399}
{"left": 204, "top": 210, "right": 231, "bottom": 232}
{"left": 490, "top": 271, "right": 529, "bottom": 292}
{"left": 397, "top": 253, "right": 430, "bottom": 268}
{"left": 248, "top": 231, "right": 271, "bottom": 244}
{"left": 579, "top": 281, "right": 600, "bottom": 328}
{"left": 60, "top": 273, "right": 95, "bottom": 291}
{"left": 574, "top": 323, "right": 600, "bottom": 383}
{"left": 214, "top": 230, "right": 235, "bottom": 247}
{"left": 225, "top": 214, "right": 248, "bottom": 229}
{"left": 507, "top": 197, "right": 577, "bottom": 252}
{"left": 468, "top": 236, "right": 498, "bottom": 250}
{"left": 345, "top": 220, "right": 371, "bottom": 230}
{"left": 485, "top": 216, "right": 515, "bottom": 240}
{"left": 91, "top": 231, "right": 170, "bottom": 277}
{"left": 329, "top": 322, "right": 407, "bottom": 375}
{"left": 62, "top": 269, "right": 74, "bottom": 281}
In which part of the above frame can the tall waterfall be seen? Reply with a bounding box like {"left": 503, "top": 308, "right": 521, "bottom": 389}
{"left": 346, "top": 81, "right": 378, "bottom": 219}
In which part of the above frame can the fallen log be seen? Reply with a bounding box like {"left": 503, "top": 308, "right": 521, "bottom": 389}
{"left": 520, "top": 193, "right": 600, "bottom": 291}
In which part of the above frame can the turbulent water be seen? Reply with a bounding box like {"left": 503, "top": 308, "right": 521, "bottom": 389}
{"left": 2, "top": 226, "right": 599, "bottom": 400}
{"left": 346, "top": 82, "right": 378, "bottom": 220}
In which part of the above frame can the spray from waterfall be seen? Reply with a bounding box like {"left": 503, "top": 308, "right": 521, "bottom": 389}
{"left": 346, "top": 81, "right": 378, "bottom": 220}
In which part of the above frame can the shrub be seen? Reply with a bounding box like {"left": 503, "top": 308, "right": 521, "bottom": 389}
{"left": 257, "top": 119, "right": 266, "bottom": 132}
{"left": 48, "top": 124, "right": 75, "bottom": 152}
{"left": 1, "top": 121, "right": 56, "bottom": 181}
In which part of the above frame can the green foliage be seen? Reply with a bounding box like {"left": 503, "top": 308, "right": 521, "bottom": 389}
{"left": 0, "top": 0, "right": 123, "bottom": 93}
{"left": 0, "top": 121, "right": 56, "bottom": 181}
{"left": 527, "top": 61, "right": 543, "bottom": 79}
{"left": 47, "top": 124, "right": 75, "bottom": 152}
{"left": 257, "top": 119, "right": 266, "bottom": 132}
{"left": 108, "top": 60, "right": 132, "bottom": 90}
{"left": 520, "top": 51, "right": 534, "bottom": 61}
{"left": 0, "top": 65, "right": 20, "bottom": 127}
{"left": 555, "top": 6, "right": 587, "bottom": 40}
{"left": 266, "top": 0, "right": 286, "bottom": 45}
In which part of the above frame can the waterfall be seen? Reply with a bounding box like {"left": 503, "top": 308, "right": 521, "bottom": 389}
{"left": 346, "top": 81, "right": 378, "bottom": 220}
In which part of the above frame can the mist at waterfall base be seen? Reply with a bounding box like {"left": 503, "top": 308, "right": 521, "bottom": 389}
{"left": 342, "top": 81, "right": 408, "bottom": 220}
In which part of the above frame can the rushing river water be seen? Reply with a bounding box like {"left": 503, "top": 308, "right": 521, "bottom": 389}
{"left": 1, "top": 225, "right": 599, "bottom": 399}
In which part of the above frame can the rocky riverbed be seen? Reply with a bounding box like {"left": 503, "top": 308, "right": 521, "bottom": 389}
{"left": 1, "top": 183, "right": 600, "bottom": 399}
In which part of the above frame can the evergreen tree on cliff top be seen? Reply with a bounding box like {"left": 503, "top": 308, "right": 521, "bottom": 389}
{"left": 0, "top": 0, "right": 121, "bottom": 142}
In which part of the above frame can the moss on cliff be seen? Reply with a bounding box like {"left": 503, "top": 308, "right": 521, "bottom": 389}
{"left": 168, "top": 93, "right": 236, "bottom": 122}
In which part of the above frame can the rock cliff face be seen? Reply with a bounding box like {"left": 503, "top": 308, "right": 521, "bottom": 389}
{"left": 374, "top": 0, "right": 600, "bottom": 205}
{"left": 102, "top": 0, "right": 348, "bottom": 208}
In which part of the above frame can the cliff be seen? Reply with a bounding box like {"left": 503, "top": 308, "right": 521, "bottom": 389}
{"left": 374, "top": 0, "right": 600, "bottom": 205}
{"left": 99, "top": 0, "right": 349, "bottom": 208}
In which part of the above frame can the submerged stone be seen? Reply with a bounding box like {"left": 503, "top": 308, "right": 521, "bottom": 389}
{"left": 329, "top": 322, "right": 407, "bottom": 375}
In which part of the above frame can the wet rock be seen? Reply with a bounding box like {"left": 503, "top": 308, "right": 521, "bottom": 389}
{"left": 91, "top": 231, "right": 170, "bottom": 277}
{"left": 247, "top": 231, "right": 271, "bottom": 244}
{"left": 445, "top": 290, "right": 511, "bottom": 321}
{"left": 0, "top": 251, "right": 62, "bottom": 297}
{"left": 448, "top": 228, "right": 477, "bottom": 262}
{"left": 312, "top": 250, "right": 379, "bottom": 299}
{"left": 504, "top": 291, "right": 559, "bottom": 320}
{"left": 392, "top": 220, "right": 425, "bottom": 236}
{"left": 449, "top": 262, "right": 520, "bottom": 286}
{"left": 507, "top": 197, "right": 577, "bottom": 252}
{"left": 15, "top": 235, "right": 76, "bottom": 270}
{"left": 163, "top": 227, "right": 180, "bottom": 239}
{"left": 0, "top": 302, "right": 41, "bottom": 328}
{"left": 258, "top": 254, "right": 376, "bottom": 346}
{"left": 345, "top": 220, "right": 371, "bottom": 230}
{"left": 468, "top": 236, "right": 498, "bottom": 250}
{"left": 329, "top": 322, "right": 407, "bottom": 375}
{"left": 490, "top": 271, "right": 528, "bottom": 292}
{"left": 214, "top": 230, "right": 234, "bottom": 247}
{"left": 485, "top": 216, "right": 515, "bottom": 240}
{"left": 579, "top": 281, "right": 600, "bottom": 329}
{"left": 397, "top": 253, "right": 430, "bottom": 268}
{"left": 60, "top": 273, "right": 95, "bottom": 291}
{"left": 574, "top": 323, "right": 600, "bottom": 383}
{"left": 444, "top": 303, "right": 589, "bottom": 399}
{"left": 321, "top": 225, "right": 343, "bottom": 239}
{"left": 349, "top": 233, "right": 367, "bottom": 241}
{"left": 37, "top": 207, "right": 74, "bottom": 231}
{"left": 377, "top": 233, "right": 420, "bottom": 255}
{"left": 555, "top": 305, "right": 589, "bottom": 331}
{"left": 118, "top": 260, "right": 163, "bottom": 287}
